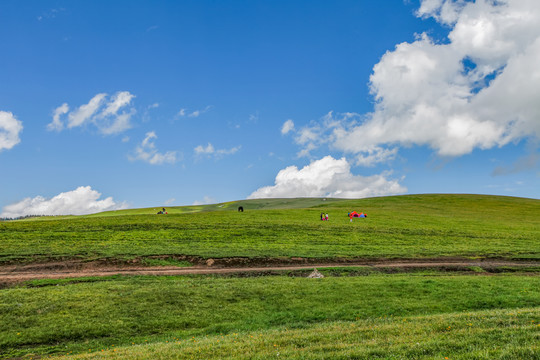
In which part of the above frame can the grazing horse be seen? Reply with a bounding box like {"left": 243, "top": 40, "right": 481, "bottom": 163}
{"left": 238, "top": 206, "right": 244, "bottom": 212}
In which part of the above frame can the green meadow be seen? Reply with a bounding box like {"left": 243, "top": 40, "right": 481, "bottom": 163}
{"left": 0, "top": 194, "right": 539, "bottom": 359}
{"left": 60, "top": 307, "right": 540, "bottom": 360}
{"left": 1, "top": 274, "right": 539, "bottom": 359}
{"left": 1, "top": 194, "right": 538, "bottom": 263}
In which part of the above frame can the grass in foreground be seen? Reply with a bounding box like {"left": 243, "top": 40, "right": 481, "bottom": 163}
{"left": 0, "top": 194, "right": 538, "bottom": 263}
{"left": 56, "top": 307, "right": 540, "bottom": 360}
{"left": 1, "top": 273, "right": 539, "bottom": 358}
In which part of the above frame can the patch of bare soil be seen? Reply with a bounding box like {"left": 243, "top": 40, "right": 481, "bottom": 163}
{"left": 0, "top": 256, "right": 538, "bottom": 287}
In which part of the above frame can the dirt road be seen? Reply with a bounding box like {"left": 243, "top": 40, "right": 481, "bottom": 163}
{"left": 1, "top": 258, "right": 538, "bottom": 285}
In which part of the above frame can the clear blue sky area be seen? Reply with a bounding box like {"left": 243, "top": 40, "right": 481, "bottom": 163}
{"left": 1, "top": 0, "right": 538, "bottom": 216}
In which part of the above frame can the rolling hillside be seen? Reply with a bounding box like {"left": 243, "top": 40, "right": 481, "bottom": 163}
{"left": 1, "top": 194, "right": 538, "bottom": 263}
{"left": 0, "top": 194, "right": 539, "bottom": 359}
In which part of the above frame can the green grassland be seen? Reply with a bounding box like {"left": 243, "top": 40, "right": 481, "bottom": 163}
{"left": 1, "top": 194, "right": 539, "bottom": 359}
{"left": 0, "top": 194, "right": 538, "bottom": 263}
{"left": 1, "top": 274, "right": 539, "bottom": 359}
{"left": 58, "top": 307, "right": 540, "bottom": 359}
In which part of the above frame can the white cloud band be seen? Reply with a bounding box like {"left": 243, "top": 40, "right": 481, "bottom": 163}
{"left": 0, "top": 186, "right": 127, "bottom": 218}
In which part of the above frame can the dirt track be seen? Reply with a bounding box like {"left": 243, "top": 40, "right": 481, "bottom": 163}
{"left": 1, "top": 258, "right": 538, "bottom": 285}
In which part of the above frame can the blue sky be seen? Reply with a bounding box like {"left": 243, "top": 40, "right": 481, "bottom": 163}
{"left": 1, "top": 0, "right": 539, "bottom": 216}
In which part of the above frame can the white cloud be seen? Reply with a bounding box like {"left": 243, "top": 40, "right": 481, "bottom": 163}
{"left": 194, "top": 142, "right": 241, "bottom": 158}
{"left": 93, "top": 91, "right": 136, "bottom": 135}
{"left": 0, "top": 111, "right": 23, "bottom": 152}
{"left": 296, "top": 127, "right": 320, "bottom": 145}
{"left": 249, "top": 112, "right": 259, "bottom": 123}
{"left": 142, "top": 103, "right": 160, "bottom": 123}
{"left": 192, "top": 196, "right": 216, "bottom": 205}
{"left": 130, "top": 131, "right": 178, "bottom": 165}
{"left": 189, "top": 106, "right": 212, "bottom": 118}
{"left": 47, "top": 103, "right": 69, "bottom": 132}
{"left": 288, "top": 111, "right": 360, "bottom": 159}
{"left": 281, "top": 119, "right": 295, "bottom": 135}
{"left": 37, "top": 8, "right": 65, "bottom": 21}
{"left": 417, "top": 0, "right": 465, "bottom": 25}
{"left": 297, "top": 143, "right": 317, "bottom": 158}
{"left": 217, "top": 146, "right": 241, "bottom": 156}
{"left": 100, "top": 91, "right": 134, "bottom": 118}
{"left": 194, "top": 143, "right": 215, "bottom": 155}
{"left": 68, "top": 93, "right": 107, "bottom": 128}
{"left": 355, "top": 147, "right": 398, "bottom": 167}
{"left": 48, "top": 91, "right": 136, "bottom": 135}
{"left": 248, "top": 156, "right": 406, "bottom": 199}
{"left": 163, "top": 198, "right": 176, "bottom": 205}
{"left": 295, "top": 0, "right": 540, "bottom": 164}
{"left": 0, "top": 186, "right": 128, "bottom": 218}
{"left": 178, "top": 106, "right": 213, "bottom": 118}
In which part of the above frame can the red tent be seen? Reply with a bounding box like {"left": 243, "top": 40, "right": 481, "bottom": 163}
{"left": 349, "top": 211, "right": 367, "bottom": 218}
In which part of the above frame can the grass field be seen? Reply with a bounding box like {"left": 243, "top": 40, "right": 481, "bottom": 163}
{"left": 1, "top": 273, "right": 539, "bottom": 359}
{"left": 56, "top": 307, "right": 540, "bottom": 359}
{"left": 1, "top": 194, "right": 538, "bottom": 263}
{"left": 0, "top": 194, "right": 539, "bottom": 359}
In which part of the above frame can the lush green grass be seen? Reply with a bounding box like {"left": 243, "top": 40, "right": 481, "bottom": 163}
{"left": 1, "top": 273, "right": 539, "bottom": 358}
{"left": 57, "top": 307, "right": 540, "bottom": 360}
{"left": 1, "top": 195, "right": 538, "bottom": 359}
{"left": 0, "top": 194, "right": 538, "bottom": 263}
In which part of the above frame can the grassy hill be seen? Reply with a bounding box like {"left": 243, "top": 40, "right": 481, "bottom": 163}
{"left": 1, "top": 194, "right": 539, "bottom": 359}
{"left": 90, "top": 197, "right": 347, "bottom": 216}
{"left": 87, "top": 193, "right": 540, "bottom": 216}
{"left": 1, "top": 194, "right": 538, "bottom": 263}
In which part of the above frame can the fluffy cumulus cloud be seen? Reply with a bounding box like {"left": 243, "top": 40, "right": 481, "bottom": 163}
{"left": 129, "top": 131, "right": 178, "bottom": 165}
{"left": 295, "top": 0, "right": 540, "bottom": 164}
{"left": 0, "top": 186, "right": 127, "bottom": 218}
{"left": 0, "top": 111, "right": 23, "bottom": 152}
{"left": 47, "top": 91, "right": 136, "bottom": 135}
{"left": 248, "top": 156, "right": 406, "bottom": 199}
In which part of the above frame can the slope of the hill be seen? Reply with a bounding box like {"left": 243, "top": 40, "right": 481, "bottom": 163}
{"left": 89, "top": 197, "right": 349, "bottom": 216}
{"left": 87, "top": 193, "right": 539, "bottom": 217}
{"left": 0, "top": 194, "right": 538, "bottom": 264}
